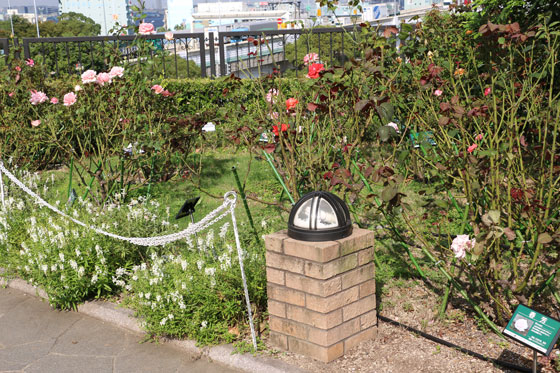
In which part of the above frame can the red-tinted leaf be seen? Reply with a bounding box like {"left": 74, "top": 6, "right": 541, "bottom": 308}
{"left": 263, "top": 143, "right": 275, "bottom": 153}
{"left": 307, "top": 102, "right": 318, "bottom": 112}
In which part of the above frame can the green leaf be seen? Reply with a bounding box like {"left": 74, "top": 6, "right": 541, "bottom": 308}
{"left": 498, "top": 37, "right": 506, "bottom": 44}
{"left": 377, "top": 102, "right": 394, "bottom": 124}
{"left": 381, "top": 185, "right": 398, "bottom": 202}
{"left": 488, "top": 210, "right": 501, "bottom": 224}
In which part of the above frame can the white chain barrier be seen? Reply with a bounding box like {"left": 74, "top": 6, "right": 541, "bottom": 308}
{"left": 0, "top": 160, "right": 258, "bottom": 350}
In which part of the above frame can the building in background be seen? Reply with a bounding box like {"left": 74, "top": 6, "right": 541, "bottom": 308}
{"left": 167, "top": 0, "right": 194, "bottom": 31}
{"left": 59, "top": 0, "right": 133, "bottom": 34}
{"left": 403, "top": 0, "right": 443, "bottom": 12}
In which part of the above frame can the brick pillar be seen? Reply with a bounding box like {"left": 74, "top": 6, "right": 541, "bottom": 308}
{"left": 264, "top": 228, "right": 376, "bottom": 363}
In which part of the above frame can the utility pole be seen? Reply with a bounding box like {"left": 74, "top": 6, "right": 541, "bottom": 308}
{"left": 102, "top": 0, "right": 108, "bottom": 35}
{"left": 7, "top": 0, "right": 14, "bottom": 36}
{"left": 33, "top": 0, "right": 40, "bottom": 37}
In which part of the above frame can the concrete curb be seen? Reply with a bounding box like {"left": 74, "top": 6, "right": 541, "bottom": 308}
{"left": 1, "top": 276, "right": 307, "bottom": 373}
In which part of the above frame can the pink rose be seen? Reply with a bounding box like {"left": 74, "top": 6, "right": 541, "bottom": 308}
{"left": 165, "top": 31, "right": 174, "bottom": 41}
{"left": 307, "top": 63, "right": 324, "bottom": 79}
{"left": 31, "top": 120, "right": 41, "bottom": 127}
{"left": 15, "top": 66, "right": 21, "bottom": 72}
{"left": 30, "top": 90, "right": 48, "bottom": 105}
{"left": 138, "top": 22, "right": 155, "bottom": 35}
{"left": 81, "top": 69, "right": 97, "bottom": 84}
{"left": 266, "top": 88, "right": 278, "bottom": 103}
{"left": 434, "top": 89, "right": 443, "bottom": 96}
{"left": 50, "top": 97, "right": 59, "bottom": 104}
{"left": 467, "top": 143, "right": 478, "bottom": 153}
{"left": 475, "top": 134, "right": 483, "bottom": 141}
{"left": 151, "top": 84, "right": 164, "bottom": 94}
{"left": 109, "top": 66, "right": 124, "bottom": 78}
{"left": 451, "top": 235, "right": 475, "bottom": 259}
{"left": 484, "top": 87, "right": 491, "bottom": 96}
{"left": 8, "top": 92, "right": 14, "bottom": 97}
{"left": 303, "top": 52, "right": 319, "bottom": 66}
{"left": 96, "top": 72, "right": 112, "bottom": 86}
{"left": 63, "top": 92, "right": 77, "bottom": 106}
{"left": 26, "top": 58, "right": 35, "bottom": 67}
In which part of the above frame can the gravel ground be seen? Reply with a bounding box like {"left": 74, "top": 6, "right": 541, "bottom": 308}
{"left": 264, "top": 278, "right": 560, "bottom": 373}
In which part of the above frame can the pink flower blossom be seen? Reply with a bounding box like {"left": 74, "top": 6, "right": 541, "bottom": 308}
{"left": 8, "top": 92, "right": 14, "bottom": 97}
{"left": 63, "top": 92, "right": 77, "bottom": 106}
{"left": 26, "top": 58, "right": 35, "bottom": 67}
{"left": 475, "top": 133, "right": 483, "bottom": 141}
{"left": 50, "top": 97, "right": 59, "bottom": 104}
{"left": 31, "top": 120, "right": 41, "bottom": 127}
{"left": 151, "top": 84, "right": 164, "bottom": 94}
{"left": 81, "top": 69, "right": 97, "bottom": 84}
{"left": 268, "top": 112, "right": 279, "bottom": 120}
{"left": 266, "top": 88, "right": 278, "bottom": 103}
{"left": 96, "top": 72, "right": 112, "bottom": 86}
{"left": 165, "top": 31, "right": 174, "bottom": 41}
{"left": 467, "top": 143, "right": 478, "bottom": 153}
{"left": 74, "top": 85, "right": 82, "bottom": 92}
{"left": 451, "top": 235, "right": 475, "bottom": 259}
{"left": 109, "top": 66, "right": 124, "bottom": 78}
{"left": 387, "top": 122, "right": 400, "bottom": 133}
{"left": 303, "top": 52, "right": 319, "bottom": 66}
{"left": 307, "top": 63, "right": 324, "bottom": 79}
{"left": 29, "top": 90, "right": 48, "bottom": 105}
{"left": 434, "top": 89, "right": 443, "bottom": 96}
{"left": 138, "top": 22, "right": 155, "bottom": 35}
{"left": 484, "top": 87, "right": 491, "bottom": 96}
{"left": 15, "top": 66, "right": 21, "bottom": 72}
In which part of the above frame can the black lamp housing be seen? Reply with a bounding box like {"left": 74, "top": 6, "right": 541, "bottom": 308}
{"left": 287, "top": 191, "right": 353, "bottom": 242}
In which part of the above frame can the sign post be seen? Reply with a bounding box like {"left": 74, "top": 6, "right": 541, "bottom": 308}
{"left": 503, "top": 304, "right": 560, "bottom": 373}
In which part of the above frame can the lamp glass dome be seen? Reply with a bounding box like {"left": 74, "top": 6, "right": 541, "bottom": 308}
{"left": 288, "top": 191, "right": 352, "bottom": 242}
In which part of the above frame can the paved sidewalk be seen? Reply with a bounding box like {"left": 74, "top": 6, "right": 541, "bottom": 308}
{"left": 0, "top": 287, "right": 239, "bottom": 373}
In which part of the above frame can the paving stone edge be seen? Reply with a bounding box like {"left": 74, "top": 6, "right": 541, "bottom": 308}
{"left": 0, "top": 275, "right": 308, "bottom": 373}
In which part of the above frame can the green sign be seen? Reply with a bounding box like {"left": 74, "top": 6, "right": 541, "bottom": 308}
{"left": 503, "top": 304, "right": 560, "bottom": 356}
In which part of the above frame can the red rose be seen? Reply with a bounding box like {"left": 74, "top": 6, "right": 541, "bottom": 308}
{"left": 272, "top": 123, "right": 289, "bottom": 136}
{"left": 307, "top": 63, "right": 324, "bottom": 79}
{"left": 286, "top": 98, "right": 299, "bottom": 110}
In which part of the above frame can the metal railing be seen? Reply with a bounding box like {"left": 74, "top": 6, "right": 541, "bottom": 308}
{"left": 1, "top": 25, "right": 387, "bottom": 79}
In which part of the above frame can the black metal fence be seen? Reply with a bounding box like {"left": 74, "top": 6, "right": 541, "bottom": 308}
{"left": 0, "top": 25, "right": 384, "bottom": 80}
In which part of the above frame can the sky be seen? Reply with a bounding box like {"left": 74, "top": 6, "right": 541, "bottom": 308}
{"left": 6, "top": 0, "right": 166, "bottom": 7}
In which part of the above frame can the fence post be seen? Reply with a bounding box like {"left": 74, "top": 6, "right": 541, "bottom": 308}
{"left": 208, "top": 32, "right": 216, "bottom": 78}
{"left": 219, "top": 33, "right": 227, "bottom": 77}
{"left": 23, "top": 38, "right": 31, "bottom": 60}
{"left": 199, "top": 34, "right": 207, "bottom": 78}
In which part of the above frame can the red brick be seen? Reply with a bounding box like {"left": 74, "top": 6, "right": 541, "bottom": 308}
{"left": 266, "top": 251, "right": 305, "bottom": 273}
{"left": 269, "top": 316, "right": 309, "bottom": 340}
{"left": 287, "top": 337, "right": 344, "bottom": 363}
{"left": 284, "top": 238, "right": 340, "bottom": 262}
{"left": 341, "top": 263, "right": 374, "bottom": 290}
{"left": 268, "top": 300, "right": 286, "bottom": 318}
{"left": 342, "top": 295, "right": 375, "bottom": 322}
{"left": 337, "top": 228, "right": 374, "bottom": 256}
{"left": 359, "top": 279, "right": 375, "bottom": 298}
{"left": 358, "top": 247, "right": 375, "bottom": 266}
{"left": 285, "top": 272, "right": 341, "bottom": 297}
{"left": 304, "top": 253, "right": 358, "bottom": 280}
{"left": 308, "top": 318, "right": 360, "bottom": 346}
{"left": 268, "top": 284, "right": 306, "bottom": 306}
{"left": 269, "top": 331, "right": 288, "bottom": 350}
{"left": 264, "top": 230, "right": 287, "bottom": 253}
{"left": 306, "top": 286, "right": 359, "bottom": 313}
{"left": 286, "top": 305, "right": 342, "bottom": 329}
{"left": 266, "top": 267, "right": 285, "bottom": 285}
{"left": 360, "top": 310, "right": 377, "bottom": 329}
{"left": 343, "top": 327, "right": 377, "bottom": 353}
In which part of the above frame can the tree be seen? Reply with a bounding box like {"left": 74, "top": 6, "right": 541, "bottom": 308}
{"left": 39, "top": 12, "right": 101, "bottom": 37}
{"left": 0, "top": 16, "right": 36, "bottom": 38}
{"left": 472, "top": 0, "right": 560, "bottom": 27}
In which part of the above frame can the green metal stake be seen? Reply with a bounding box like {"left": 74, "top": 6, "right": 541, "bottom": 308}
{"left": 262, "top": 150, "right": 295, "bottom": 205}
{"left": 82, "top": 162, "right": 102, "bottom": 200}
{"left": 67, "top": 158, "right": 74, "bottom": 199}
{"left": 146, "top": 156, "right": 155, "bottom": 198}
{"left": 231, "top": 166, "right": 260, "bottom": 244}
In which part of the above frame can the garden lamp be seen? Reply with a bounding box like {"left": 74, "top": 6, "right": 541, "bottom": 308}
{"left": 287, "top": 191, "right": 352, "bottom": 242}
